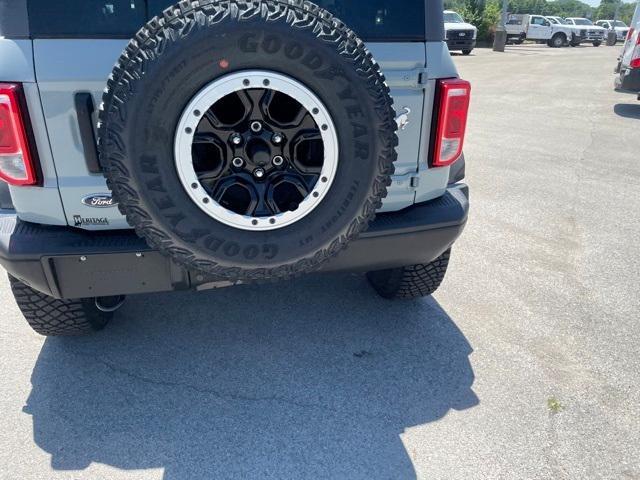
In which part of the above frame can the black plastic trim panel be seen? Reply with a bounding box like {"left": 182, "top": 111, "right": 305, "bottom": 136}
{"left": 0, "top": 0, "right": 29, "bottom": 38}
{"left": 74, "top": 93, "right": 102, "bottom": 174}
{"left": 0, "top": 183, "right": 14, "bottom": 210}
{"left": 20, "top": 34, "right": 427, "bottom": 42}
{"left": 615, "top": 67, "right": 640, "bottom": 94}
{"left": 448, "top": 154, "right": 466, "bottom": 184}
{"left": 3, "top": 0, "right": 438, "bottom": 43}
{"left": 426, "top": 0, "right": 445, "bottom": 41}
{"left": 0, "top": 185, "right": 469, "bottom": 299}
{"left": 446, "top": 39, "right": 477, "bottom": 50}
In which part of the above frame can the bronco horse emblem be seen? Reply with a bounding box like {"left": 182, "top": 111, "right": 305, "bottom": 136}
{"left": 395, "top": 106, "right": 411, "bottom": 130}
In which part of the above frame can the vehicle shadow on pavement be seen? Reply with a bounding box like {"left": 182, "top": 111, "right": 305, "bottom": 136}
{"left": 23, "top": 274, "right": 478, "bottom": 479}
{"left": 614, "top": 103, "right": 640, "bottom": 119}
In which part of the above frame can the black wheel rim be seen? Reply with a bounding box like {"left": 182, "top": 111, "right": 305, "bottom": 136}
{"left": 191, "top": 87, "right": 325, "bottom": 218}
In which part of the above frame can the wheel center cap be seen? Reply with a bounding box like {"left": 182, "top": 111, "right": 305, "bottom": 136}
{"left": 246, "top": 138, "right": 271, "bottom": 167}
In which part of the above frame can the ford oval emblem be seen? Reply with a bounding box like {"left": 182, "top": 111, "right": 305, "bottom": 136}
{"left": 82, "top": 193, "right": 117, "bottom": 208}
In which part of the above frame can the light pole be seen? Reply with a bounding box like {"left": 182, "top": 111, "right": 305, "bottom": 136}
{"left": 607, "top": 0, "right": 621, "bottom": 46}
{"left": 493, "top": 0, "right": 509, "bottom": 52}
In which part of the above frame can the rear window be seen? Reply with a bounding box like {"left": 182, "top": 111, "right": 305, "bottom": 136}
{"left": 28, "top": 0, "right": 425, "bottom": 41}
{"left": 28, "top": 0, "right": 146, "bottom": 37}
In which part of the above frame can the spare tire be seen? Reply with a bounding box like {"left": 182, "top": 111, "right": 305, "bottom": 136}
{"left": 99, "top": 0, "right": 397, "bottom": 281}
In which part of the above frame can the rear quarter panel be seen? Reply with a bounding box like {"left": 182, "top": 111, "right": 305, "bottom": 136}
{"left": 0, "top": 39, "right": 67, "bottom": 224}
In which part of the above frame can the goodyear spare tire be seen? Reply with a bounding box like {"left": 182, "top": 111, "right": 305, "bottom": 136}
{"left": 99, "top": 0, "right": 397, "bottom": 281}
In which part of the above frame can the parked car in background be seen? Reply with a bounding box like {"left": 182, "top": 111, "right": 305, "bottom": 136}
{"left": 506, "top": 14, "right": 527, "bottom": 44}
{"left": 506, "top": 14, "right": 573, "bottom": 48}
{"left": 565, "top": 18, "right": 606, "bottom": 46}
{"left": 443, "top": 10, "right": 477, "bottom": 55}
{"left": 615, "top": 2, "right": 640, "bottom": 97}
{"left": 596, "top": 20, "right": 630, "bottom": 43}
{"left": 546, "top": 16, "right": 580, "bottom": 44}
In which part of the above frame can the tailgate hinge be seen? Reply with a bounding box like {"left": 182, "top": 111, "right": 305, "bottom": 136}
{"left": 391, "top": 172, "right": 421, "bottom": 191}
{"left": 417, "top": 67, "right": 428, "bottom": 87}
{"left": 385, "top": 67, "right": 428, "bottom": 90}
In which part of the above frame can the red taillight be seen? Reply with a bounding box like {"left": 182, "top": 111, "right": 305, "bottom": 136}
{"left": 0, "top": 83, "right": 37, "bottom": 186}
{"left": 631, "top": 31, "right": 640, "bottom": 69}
{"left": 432, "top": 78, "right": 471, "bottom": 167}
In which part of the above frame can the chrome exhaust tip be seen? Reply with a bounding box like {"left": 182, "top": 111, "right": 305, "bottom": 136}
{"left": 95, "top": 295, "right": 126, "bottom": 313}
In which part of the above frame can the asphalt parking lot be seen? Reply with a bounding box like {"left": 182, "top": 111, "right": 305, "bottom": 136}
{"left": 1, "top": 44, "right": 639, "bottom": 479}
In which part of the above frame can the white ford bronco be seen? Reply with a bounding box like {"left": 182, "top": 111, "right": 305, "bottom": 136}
{"left": 0, "top": 0, "right": 470, "bottom": 336}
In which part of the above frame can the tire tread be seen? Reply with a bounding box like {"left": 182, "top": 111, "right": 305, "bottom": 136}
{"left": 366, "top": 250, "right": 451, "bottom": 300}
{"left": 9, "top": 276, "right": 111, "bottom": 336}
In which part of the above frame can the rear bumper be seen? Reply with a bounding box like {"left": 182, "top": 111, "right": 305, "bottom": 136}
{"left": 615, "top": 67, "right": 640, "bottom": 94}
{"left": 0, "top": 184, "right": 469, "bottom": 299}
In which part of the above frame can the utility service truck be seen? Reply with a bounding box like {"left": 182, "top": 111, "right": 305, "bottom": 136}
{"left": 506, "top": 14, "right": 574, "bottom": 47}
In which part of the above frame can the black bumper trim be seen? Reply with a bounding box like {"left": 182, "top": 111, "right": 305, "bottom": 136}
{"left": 615, "top": 67, "right": 640, "bottom": 94}
{"left": 576, "top": 35, "right": 605, "bottom": 42}
{"left": 0, "top": 184, "right": 469, "bottom": 299}
{"left": 446, "top": 39, "right": 476, "bottom": 50}
{"left": 0, "top": 182, "right": 14, "bottom": 210}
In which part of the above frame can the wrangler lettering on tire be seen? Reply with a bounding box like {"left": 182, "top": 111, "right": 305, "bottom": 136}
{"left": 99, "top": 0, "right": 397, "bottom": 281}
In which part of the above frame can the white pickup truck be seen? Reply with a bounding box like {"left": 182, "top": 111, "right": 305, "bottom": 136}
{"left": 506, "top": 14, "right": 574, "bottom": 48}
{"left": 565, "top": 18, "right": 606, "bottom": 46}
{"left": 546, "top": 16, "right": 582, "bottom": 43}
{"left": 596, "top": 20, "right": 630, "bottom": 43}
{"left": 443, "top": 10, "right": 478, "bottom": 55}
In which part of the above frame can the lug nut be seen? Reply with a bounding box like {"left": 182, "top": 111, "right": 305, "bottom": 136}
{"left": 253, "top": 168, "right": 265, "bottom": 179}
{"left": 232, "top": 157, "right": 244, "bottom": 168}
{"left": 272, "top": 155, "right": 284, "bottom": 166}
{"left": 272, "top": 132, "right": 284, "bottom": 144}
{"left": 250, "top": 121, "right": 262, "bottom": 133}
{"left": 231, "top": 134, "right": 242, "bottom": 145}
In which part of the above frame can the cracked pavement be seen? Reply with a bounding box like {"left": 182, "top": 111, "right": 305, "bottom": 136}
{"left": 1, "top": 45, "right": 639, "bottom": 479}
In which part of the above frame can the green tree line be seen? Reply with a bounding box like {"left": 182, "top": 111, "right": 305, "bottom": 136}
{"left": 444, "top": 0, "right": 637, "bottom": 41}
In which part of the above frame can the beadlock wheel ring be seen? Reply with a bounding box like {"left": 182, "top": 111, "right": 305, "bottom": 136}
{"left": 175, "top": 70, "right": 339, "bottom": 232}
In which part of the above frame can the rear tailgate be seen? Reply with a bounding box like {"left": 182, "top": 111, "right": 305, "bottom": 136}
{"left": 18, "top": 0, "right": 449, "bottom": 229}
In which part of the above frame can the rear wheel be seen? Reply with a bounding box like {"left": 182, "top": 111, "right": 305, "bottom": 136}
{"left": 462, "top": 49, "right": 472, "bottom": 55}
{"left": 593, "top": 41, "right": 602, "bottom": 47}
{"left": 9, "top": 275, "right": 122, "bottom": 336}
{"left": 366, "top": 249, "right": 451, "bottom": 300}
